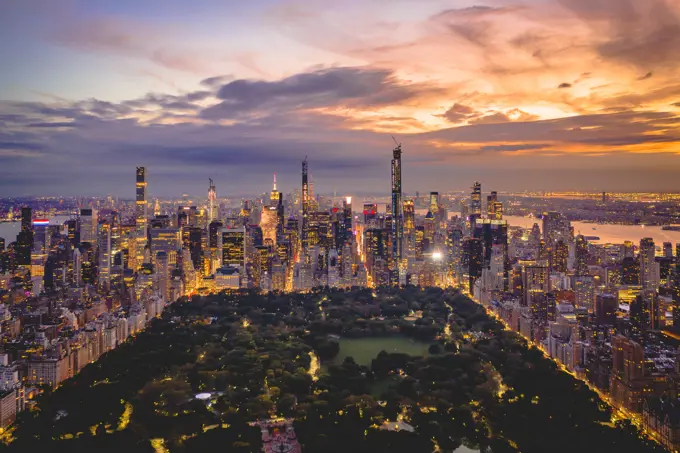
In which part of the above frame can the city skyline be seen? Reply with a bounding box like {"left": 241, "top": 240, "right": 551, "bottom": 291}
{"left": 2, "top": 0, "right": 680, "bottom": 196}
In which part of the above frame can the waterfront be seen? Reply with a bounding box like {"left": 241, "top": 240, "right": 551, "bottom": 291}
{"left": 503, "top": 215, "right": 680, "bottom": 245}
{"left": 0, "top": 215, "right": 71, "bottom": 243}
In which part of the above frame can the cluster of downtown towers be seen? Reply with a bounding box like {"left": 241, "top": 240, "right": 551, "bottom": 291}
{"left": 3, "top": 144, "right": 509, "bottom": 297}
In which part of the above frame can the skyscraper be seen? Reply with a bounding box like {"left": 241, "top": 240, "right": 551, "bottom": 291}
{"left": 403, "top": 199, "right": 415, "bottom": 234}
{"left": 208, "top": 178, "right": 217, "bottom": 223}
{"left": 429, "top": 192, "right": 439, "bottom": 216}
{"left": 470, "top": 182, "right": 482, "bottom": 217}
{"left": 221, "top": 228, "right": 246, "bottom": 268}
{"left": 80, "top": 208, "right": 96, "bottom": 243}
{"left": 270, "top": 173, "right": 280, "bottom": 207}
{"left": 673, "top": 244, "right": 680, "bottom": 328}
{"left": 15, "top": 207, "right": 33, "bottom": 266}
{"left": 391, "top": 142, "right": 403, "bottom": 281}
{"left": 98, "top": 220, "right": 112, "bottom": 291}
{"left": 575, "top": 235, "right": 589, "bottom": 276}
{"left": 301, "top": 158, "right": 309, "bottom": 256}
{"left": 136, "top": 167, "right": 148, "bottom": 268}
{"left": 542, "top": 211, "right": 571, "bottom": 246}
{"left": 639, "top": 238, "right": 658, "bottom": 290}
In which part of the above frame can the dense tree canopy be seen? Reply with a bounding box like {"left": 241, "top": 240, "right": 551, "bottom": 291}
{"left": 1, "top": 287, "right": 666, "bottom": 453}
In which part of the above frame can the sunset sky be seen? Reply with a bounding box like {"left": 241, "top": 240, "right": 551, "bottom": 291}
{"left": 1, "top": 0, "right": 680, "bottom": 197}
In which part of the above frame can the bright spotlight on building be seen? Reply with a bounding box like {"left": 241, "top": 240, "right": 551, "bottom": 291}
{"left": 432, "top": 251, "right": 442, "bottom": 261}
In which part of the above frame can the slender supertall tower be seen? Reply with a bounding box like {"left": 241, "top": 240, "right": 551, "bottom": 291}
{"left": 135, "top": 167, "right": 148, "bottom": 268}
{"left": 270, "top": 173, "right": 280, "bottom": 207}
{"left": 208, "top": 178, "right": 217, "bottom": 222}
{"left": 301, "top": 157, "right": 309, "bottom": 255}
{"left": 391, "top": 140, "right": 404, "bottom": 282}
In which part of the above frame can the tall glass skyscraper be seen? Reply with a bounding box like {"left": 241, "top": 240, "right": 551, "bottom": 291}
{"left": 391, "top": 143, "right": 403, "bottom": 281}
{"left": 135, "top": 167, "right": 148, "bottom": 268}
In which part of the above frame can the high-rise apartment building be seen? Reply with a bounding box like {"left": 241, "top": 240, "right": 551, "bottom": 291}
{"left": 98, "top": 220, "right": 112, "bottom": 291}
{"left": 391, "top": 143, "right": 404, "bottom": 281}
{"left": 470, "top": 182, "right": 482, "bottom": 218}
{"left": 135, "top": 167, "right": 148, "bottom": 268}
{"left": 301, "top": 158, "right": 309, "bottom": 256}
{"left": 639, "top": 238, "right": 658, "bottom": 290}
{"left": 208, "top": 178, "right": 217, "bottom": 223}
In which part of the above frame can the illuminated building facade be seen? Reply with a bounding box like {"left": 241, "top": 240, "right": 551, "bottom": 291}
{"left": 135, "top": 167, "right": 148, "bottom": 268}
{"left": 301, "top": 158, "right": 309, "bottom": 256}
{"left": 403, "top": 199, "right": 415, "bottom": 234}
{"left": 391, "top": 143, "right": 404, "bottom": 282}
{"left": 221, "top": 228, "right": 246, "bottom": 268}
{"left": 470, "top": 182, "right": 482, "bottom": 218}
{"left": 208, "top": 178, "right": 217, "bottom": 223}
{"left": 640, "top": 238, "right": 658, "bottom": 290}
{"left": 261, "top": 206, "right": 278, "bottom": 247}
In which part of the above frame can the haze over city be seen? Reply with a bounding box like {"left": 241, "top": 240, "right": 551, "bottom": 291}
{"left": 2, "top": 0, "right": 680, "bottom": 196}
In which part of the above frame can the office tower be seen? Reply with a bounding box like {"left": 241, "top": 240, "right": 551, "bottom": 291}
{"left": 575, "top": 235, "right": 589, "bottom": 276}
{"left": 429, "top": 192, "right": 439, "bottom": 216}
{"left": 621, "top": 257, "right": 640, "bottom": 285}
{"left": 403, "top": 199, "right": 415, "bottom": 234}
{"left": 270, "top": 173, "right": 280, "bottom": 207}
{"left": 181, "top": 226, "right": 202, "bottom": 272}
{"left": 663, "top": 242, "right": 673, "bottom": 258}
{"left": 640, "top": 238, "right": 658, "bottom": 290}
{"left": 209, "top": 221, "right": 223, "bottom": 249}
{"left": 31, "top": 219, "right": 49, "bottom": 257}
{"left": 276, "top": 193, "right": 285, "bottom": 239}
{"left": 79, "top": 208, "right": 96, "bottom": 243}
{"left": 308, "top": 211, "right": 332, "bottom": 250}
{"left": 487, "top": 191, "right": 503, "bottom": 220}
{"left": 156, "top": 251, "right": 169, "bottom": 301}
{"left": 221, "top": 228, "right": 246, "bottom": 268}
{"left": 342, "top": 197, "right": 353, "bottom": 244}
{"left": 473, "top": 218, "right": 508, "bottom": 266}
{"left": 542, "top": 211, "right": 571, "bottom": 246}
{"left": 391, "top": 143, "right": 404, "bottom": 281}
{"left": 65, "top": 219, "right": 79, "bottom": 247}
{"left": 364, "top": 228, "right": 389, "bottom": 283}
{"left": 463, "top": 237, "right": 483, "bottom": 293}
{"left": 208, "top": 178, "right": 217, "bottom": 223}
{"left": 363, "top": 203, "right": 378, "bottom": 227}
{"left": 423, "top": 211, "right": 435, "bottom": 256}
{"left": 623, "top": 241, "right": 635, "bottom": 259}
{"left": 136, "top": 167, "right": 148, "bottom": 269}
{"left": 15, "top": 207, "right": 33, "bottom": 266}
{"left": 487, "top": 191, "right": 497, "bottom": 217}
{"left": 301, "top": 158, "right": 309, "bottom": 255}
{"left": 261, "top": 206, "right": 278, "bottom": 246}
{"left": 470, "top": 182, "right": 482, "bottom": 217}
{"left": 178, "top": 206, "right": 199, "bottom": 228}
{"left": 553, "top": 240, "right": 569, "bottom": 273}
{"left": 150, "top": 228, "right": 180, "bottom": 266}
{"left": 673, "top": 244, "right": 680, "bottom": 327}
{"left": 98, "top": 220, "right": 112, "bottom": 291}
{"left": 595, "top": 293, "right": 618, "bottom": 324}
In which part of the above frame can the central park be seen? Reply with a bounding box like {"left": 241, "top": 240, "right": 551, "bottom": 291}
{"left": 1, "top": 287, "right": 667, "bottom": 453}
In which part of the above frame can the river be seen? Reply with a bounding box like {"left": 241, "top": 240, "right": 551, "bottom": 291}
{"left": 0, "top": 215, "right": 71, "bottom": 244}
{"left": 502, "top": 215, "right": 680, "bottom": 246}
{"left": 413, "top": 209, "right": 680, "bottom": 246}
